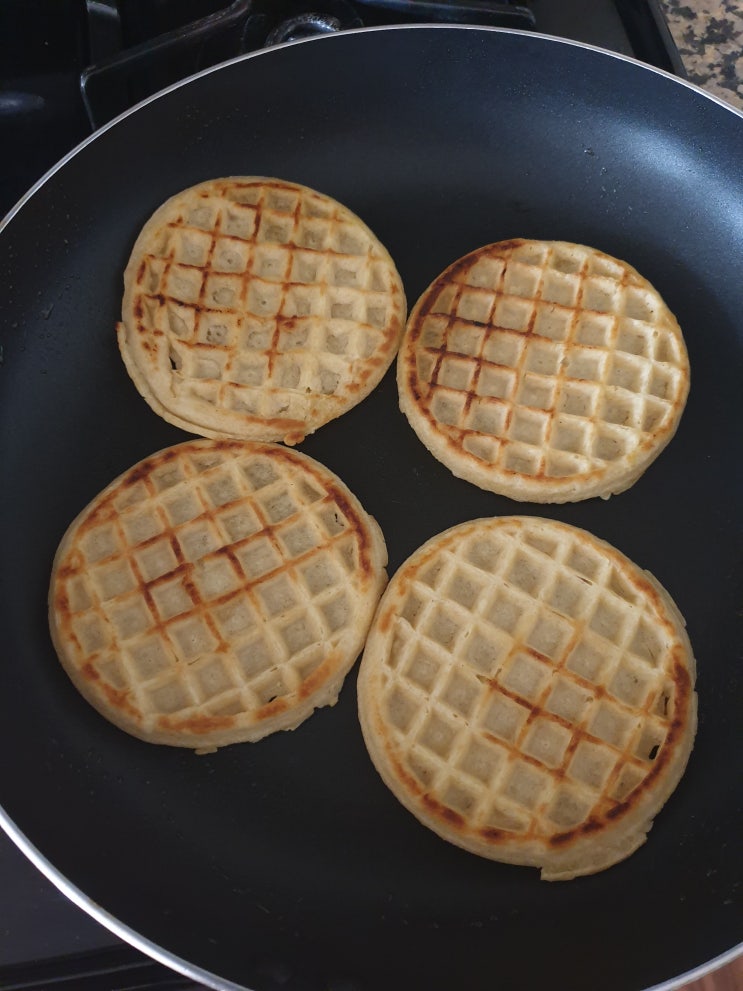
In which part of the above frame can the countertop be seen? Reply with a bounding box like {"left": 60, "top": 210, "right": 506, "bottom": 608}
{"left": 661, "top": 0, "right": 743, "bottom": 110}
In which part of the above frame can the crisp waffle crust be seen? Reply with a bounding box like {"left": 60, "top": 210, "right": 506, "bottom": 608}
{"left": 118, "top": 177, "right": 406, "bottom": 444}
{"left": 398, "top": 240, "right": 690, "bottom": 502}
{"left": 49, "top": 439, "right": 388, "bottom": 749}
{"left": 358, "top": 517, "right": 697, "bottom": 879}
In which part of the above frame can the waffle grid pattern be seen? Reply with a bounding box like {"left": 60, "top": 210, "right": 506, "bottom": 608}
{"left": 403, "top": 240, "right": 688, "bottom": 489}
{"left": 55, "top": 443, "right": 377, "bottom": 732}
{"left": 372, "top": 520, "right": 683, "bottom": 840}
{"left": 126, "top": 178, "right": 404, "bottom": 436}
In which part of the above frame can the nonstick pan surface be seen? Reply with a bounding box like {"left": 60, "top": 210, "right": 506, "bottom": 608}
{"left": 0, "top": 25, "right": 741, "bottom": 991}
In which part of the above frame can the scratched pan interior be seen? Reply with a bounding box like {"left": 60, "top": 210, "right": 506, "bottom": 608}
{"left": 0, "top": 25, "right": 741, "bottom": 991}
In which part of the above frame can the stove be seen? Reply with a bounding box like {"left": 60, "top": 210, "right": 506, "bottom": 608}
{"left": 0, "top": 2, "right": 684, "bottom": 988}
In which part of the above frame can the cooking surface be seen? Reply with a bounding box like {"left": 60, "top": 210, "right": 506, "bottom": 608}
{"left": 0, "top": 4, "right": 741, "bottom": 991}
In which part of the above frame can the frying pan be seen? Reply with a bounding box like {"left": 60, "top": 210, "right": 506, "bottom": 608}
{"left": 0, "top": 24, "right": 741, "bottom": 991}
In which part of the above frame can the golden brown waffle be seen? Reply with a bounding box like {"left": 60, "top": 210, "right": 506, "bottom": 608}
{"left": 118, "top": 177, "right": 406, "bottom": 444}
{"left": 398, "top": 239, "right": 689, "bottom": 502}
{"left": 49, "top": 439, "right": 388, "bottom": 750}
{"left": 358, "top": 517, "right": 696, "bottom": 879}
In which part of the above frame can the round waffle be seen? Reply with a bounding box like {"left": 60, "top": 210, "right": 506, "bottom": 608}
{"left": 358, "top": 517, "right": 697, "bottom": 880}
{"left": 397, "top": 239, "right": 690, "bottom": 502}
{"left": 117, "top": 177, "right": 406, "bottom": 444}
{"left": 49, "top": 439, "right": 388, "bottom": 750}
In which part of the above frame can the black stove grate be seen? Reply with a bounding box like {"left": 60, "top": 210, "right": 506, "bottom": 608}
{"left": 0, "top": 0, "right": 683, "bottom": 216}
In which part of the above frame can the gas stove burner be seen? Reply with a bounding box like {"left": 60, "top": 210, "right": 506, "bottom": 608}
{"left": 266, "top": 14, "right": 345, "bottom": 45}
{"left": 264, "top": 0, "right": 363, "bottom": 46}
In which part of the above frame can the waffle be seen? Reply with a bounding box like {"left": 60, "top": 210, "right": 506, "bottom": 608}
{"left": 357, "top": 516, "right": 697, "bottom": 880}
{"left": 397, "top": 239, "right": 689, "bottom": 502}
{"left": 117, "top": 177, "right": 406, "bottom": 444}
{"left": 49, "top": 439, "right": 388, "bottom": 750}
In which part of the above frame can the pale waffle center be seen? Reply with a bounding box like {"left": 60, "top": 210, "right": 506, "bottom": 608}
{"left": 367, "top": 519, "right": 689, "bottom": 843}
{"left": 54, "top": 442, "right": 377, "bottom": 736}
{"left": 128, "top": 179, "right": 402, "bottom": 432}
{"left": 405, "top": 241, "right": 688, "bottom": 483}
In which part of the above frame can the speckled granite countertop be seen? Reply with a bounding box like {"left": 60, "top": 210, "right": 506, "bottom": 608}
{"left": 660, "top": 0, "right": 743, "bottom": 110}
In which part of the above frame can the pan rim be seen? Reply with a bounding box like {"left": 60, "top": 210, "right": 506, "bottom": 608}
{"left": 1, "top": 21, "right": 742, "bottom": 236}
{"left": 0, "top": 808, "right": 241, "bottom": 991}
{"left": 1, "top": 21, "right": 741, "bottom": 991}
{"left": 2, "top": 803, "right": 741, "bottom": 991}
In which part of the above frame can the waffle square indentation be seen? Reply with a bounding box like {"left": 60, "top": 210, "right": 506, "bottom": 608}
{"left": 457, "top": 288, "right": 495, "bottom": 323}
{"left": 406, "top": 648, "right": 441, "bottom": 692}
{"left": 533, "top": 304, "right": 573, "bottom": 341}
{"left": 280, "top": 616, "right": 319, "bottom": 656}
{"left": 541, "top": 269, "right": 580, "bottom": 306}
{"left": 178, "top": 522, "right": 222, "bottom": 563}
{"left": 525, "top": 339, "right": 562, "bottom": 376}
{"left": 545, "top": 677, "right": 592, "bottom": 723}
{"left": 235, "top": 638, "right": 273, "bottom": 679}
{"left": 170, "top": 616, "right": 218, "bottom": 660}
{"left": 568, "top": 740, "right": 617, "bottom": 791}
{"left": 300, "top": 556, "right": 339, "bottom": 596}
{"left": 458, "top": 737, "right": 506, "bottom": 785}
{"left": 257, "top": 575, "right": 299, "bottom": 617}
{"left": 122, "top": 509, "right": 164, "bottom": 546}
{"left": 253, "top": 671, "right": 290, "bottom": 706}
{"left": 166, "top": 264, "right": 203, "bottom": 305}
{"left": 547, "top": 787, "right": 591, "bottom": 829}
{"left": 151, "top": 578, "right": 193, "bottom": 621}
{"left": 463, "top": 627, "right": 506, "bottom": 676}
{"left": 506, "top": 552, "right": 545, "bottom": 596}
{"left": 588, "top": 702, "right": 634, "bottom": 748}
{"left": 522, "top": 718, "right": 572, "bottom": 768}
{"left": 128, "top": 636, "right": 172, "bottom": 680}
{"left": 608, "top": 662, "right": 650, "bottom": 707}
{"left": 485, "top": 592, "right": 523, "bottom": 635}
{"left": 466, "top": 398, "right": 508, "bottom": 437}
{"left": 213, "top": 594, "right": 257, "bottom": 637}
{"left": 73, "top": 615, "right": 110, "bottom": 654}
{"left": 219, "top": 506, "right": 260, "bottom": 542}
{"left": 482, "top": 695, "right": 530, "bottom": 743}
{"left": 149, "top": 679, "right": 191, "bottom": 715}
{"left": 526, "top": 613, "right": 572, "bottom": 660}
{"left": 95, "top": 561, "right": 137, "bottom": 601}
{"left": 546, "top": 573, "right": 589, "bottom": 619}
{"left": 419, "top": 712, "right": 460, "bottom": 759}
{"left": 441, "top": 670, "right": 480, "bottom": 719}
{"left": 500, "top": 652, "right": 552, "bottom": 702}
{"left": 212, "top": 237, "right": 249, "bottom": 274}
{"left": 385, "top": 686, "right": 419, "bottom": 734}
{"left": 449, "top": 320, "right": 485, "bottom": 356}
{"left": 235, "top": 537, "right": 281, "bottom": 579}
{"left": 424, "top": 609, "right": 461, "bottom": 649}
{"left": 439, "top": 356, "right": 475, "bottom": 392}
{"left": 445, "top": 570, "right": 484, "bottom": 611}
{"left": 192, "top": 657, "right": 235, "bottom": 701}
{"left": 589, "top": 596, "right": 628, "bottom": 644}
{"left": 110, "top": 597, "right": 154, "bottom": 640}
{"left": 320, "top": 594, "right": 349, "bottom": 633}
{"left": 503, "top": 760, "right": 552, "bottom": 810}
{"left": 251, "top": 244, "right": 290, "bottom": 281}
{"left": 628, "top": 618, "right": 666, "bottom": 667}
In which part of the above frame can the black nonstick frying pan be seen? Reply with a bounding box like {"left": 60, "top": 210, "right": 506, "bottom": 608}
{"left": 0, "top": 25, "right": 741, "bottom": 991}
